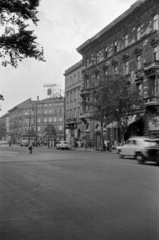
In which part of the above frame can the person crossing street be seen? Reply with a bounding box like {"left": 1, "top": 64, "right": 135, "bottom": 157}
{"left": 28, "top": 139, "right": 33, "bottom": 154}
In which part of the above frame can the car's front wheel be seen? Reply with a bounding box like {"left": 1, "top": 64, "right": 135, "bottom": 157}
{"left": 136, "top": 152, "right": 145, "bottom": 164}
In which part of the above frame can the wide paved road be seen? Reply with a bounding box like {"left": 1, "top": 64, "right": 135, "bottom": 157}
{"left": 0, "top": 145, "right": 159, "bottom": 240}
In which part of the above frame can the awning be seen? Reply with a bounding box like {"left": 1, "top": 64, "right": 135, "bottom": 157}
{"left": 122, "top": 113, "right": 145, "bottom": 126}
{"left": 106, "top": 121, "right": 118, "bottom": 128}
{"left": 127, "top": 115, "right": 137, "bottom": 126}
{"left": 106, "top": 114, "right": 144, "bottom": 128}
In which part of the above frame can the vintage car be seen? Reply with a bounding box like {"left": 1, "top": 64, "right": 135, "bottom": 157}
{"left": 117, "top": 137, "right": 159, "bottom": 165}
{"left": 20, "top": 139, "right": 29, "bottom": 147}
{"left": 56, "top": 141, "right": 71, "bottom": 150}
{"left": 0, "top": 140, "right": 8, "bottom": 146}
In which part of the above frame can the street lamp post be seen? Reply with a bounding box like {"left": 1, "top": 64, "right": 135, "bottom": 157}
{"left": 14, "top": 117, "right": 17, "bottom": 143}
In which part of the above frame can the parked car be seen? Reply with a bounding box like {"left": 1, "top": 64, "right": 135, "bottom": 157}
{"left": 20, "top": 139, "right": 29, "bottom": 147}
{"left": 117, "top": 137, "right": 159, "bottom": 164}
{"left": 0, "top": 140, "right": 8, "bottom": 146}
{"left": 56, "top": 141, "right": 71, "bottom": 150}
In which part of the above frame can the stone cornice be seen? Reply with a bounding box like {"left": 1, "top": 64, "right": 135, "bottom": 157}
{"left": 76, "top": 0, "right": 157, "bottom": 54}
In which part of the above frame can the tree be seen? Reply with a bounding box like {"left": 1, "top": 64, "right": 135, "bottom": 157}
{"left": 0, "top": 0, "right": 45, "bottom": 68}
{"left": 86, "top": 75, "right": 145, "bottom": 146}
{"left": 0, "top": 94, "right": 4, "bottom": 100}
{"left": 44, "top": 124, "right": 56, "bottom": 138}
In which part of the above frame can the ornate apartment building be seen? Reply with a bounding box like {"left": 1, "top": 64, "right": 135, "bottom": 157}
{"left": 64, "top": 60, "right": 83, "bottom": 144}
{"left": 76, "top": 0, "right": 159, "bottom": 143}
{"left": 8, "top": 97, "right": 64, "bottom": 143}
{"left": 0, "top": 113, "right": 9, "bottom": 141}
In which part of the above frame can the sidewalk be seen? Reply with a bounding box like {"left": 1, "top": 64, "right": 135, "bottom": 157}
{"left": 73, "top": 147, "right": 117, "bottom": 153}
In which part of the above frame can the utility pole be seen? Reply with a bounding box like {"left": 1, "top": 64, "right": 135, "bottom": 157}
{"left": 35, "top": 102, "right": 38, "bottom": 146}
{"left": 64, "top": 94, "right": 66, "bottom": 141}
{"left": 92, "top": 74, "right": 95, "bottom": 149}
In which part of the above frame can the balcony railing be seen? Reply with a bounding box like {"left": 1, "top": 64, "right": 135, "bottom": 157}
{"left": 145, "top": 96, "right": 159, "bottom": 106}
{"left": 79, "top": 112, "right": 92, "bottom": 119}
{"left": 80, "top": 88, "right": 90, "bottom": 96}
{"left": 66, "top": 118, "right": 77, "bottom": 123}
{"left": 144, "top": 60, "right": 159, "bottom": 69}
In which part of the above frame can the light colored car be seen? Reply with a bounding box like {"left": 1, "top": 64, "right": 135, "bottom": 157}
{"left": 20, "top": 139, "right": 29, "bottom": 147}
{"left": 56, "top": 141, "right": 71, "bottom": 150}
{"left": 0, "top": 140, "right": 8, "bottom": 145}
{"left": 117, "top": 137, "right": 156, "bottom": 162}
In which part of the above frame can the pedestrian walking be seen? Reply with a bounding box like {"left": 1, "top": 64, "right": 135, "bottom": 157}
{"left": 9, "top": 139, "right": 12, "bottom": 147}
{"left": 104, "top": 140, "right": 108, "bottom": 151}
{"left": 28, "top": 139, "right": 33, "bottom": 154}
{"left": 85, "top": 142, "right": 88, "bottom": 150}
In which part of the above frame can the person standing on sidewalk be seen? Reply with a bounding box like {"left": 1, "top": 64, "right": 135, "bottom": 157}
{"left": 28, "top": 139, "right": 33, "bottom": 154}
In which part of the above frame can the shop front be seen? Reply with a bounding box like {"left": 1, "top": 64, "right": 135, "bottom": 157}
{"left": 149, "top": 116, "right": 159, "bottom": 139}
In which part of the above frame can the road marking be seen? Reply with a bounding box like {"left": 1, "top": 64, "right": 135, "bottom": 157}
{"left": 0, "top": 151, "right": 19, "bottom": 156}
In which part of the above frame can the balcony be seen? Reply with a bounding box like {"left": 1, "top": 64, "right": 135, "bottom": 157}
{"left": 145, "top": 96, "right": 159, "bottom": 107}
{"left": 66, "top": 118, "right": 77, "bottom": 124}
{"left": 80, "top": 88, "right": 90, "bottom": 97}
{"left": 79, "top": 112, "right": 92, "bottom": 121}
{"left": 144, "top": 61, "right": 159, "bottom": 76}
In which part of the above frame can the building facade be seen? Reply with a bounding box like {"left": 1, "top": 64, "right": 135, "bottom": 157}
{"left": 0, "top": 113, "right": 9, "bottom": 141}
{"left": 8, "top": 97, "right": 65, "bottom": 143}
{"left": 64, "top": 60, "right": 84, "bottom": 145}
{"left": 76, "top": 0, "right": 159, "bottom": 144}
{"left": 36, "top": 97, "right": 64, "bottom": 141}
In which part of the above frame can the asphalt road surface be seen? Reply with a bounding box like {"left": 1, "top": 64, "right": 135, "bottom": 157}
{"left": 0, "top": 145, "right": 159, "bottom": 240}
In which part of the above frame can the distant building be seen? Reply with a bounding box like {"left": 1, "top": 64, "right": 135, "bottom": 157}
{"left": 8, "top": 97, "right": 64, "bottom": 143}
{"left": 64, "top": 60, "right": 83, "bottom": 145}
{"left": 77, "top": 0, "right": 159, "bottom": 144}
{"left": 0, "top": 113, "right": 9, "bottom": 141}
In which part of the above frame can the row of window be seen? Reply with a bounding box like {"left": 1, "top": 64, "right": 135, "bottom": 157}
{"left": 66, "top": 107, "right": 81, "bottom": 119}
{"left": 23, "top": 125, "right": 63, "bottom": 132}
{"left": 10, "top": 115, "right": 64, "bottom": 125}
{"left": 23, "top": 108, "right": 64, "bottom": 115}
{"left": 40, "top": 102, "right": 64, "bottom": 107}
{"left": 40, "top": 117, "right": 63, "bottom": 123}
{"left": 37, "top": 125, "right": 63, "bottom": 132}
{"left": 97, "top": 46, "right": 159, "bottom": 79}
{"left": 66, "top": 88, "right": 81, "bottom": 103}
{"left": 66, "top": 72, "right": 81, "bottom": 87}
{"left": 86, "top": 15, "right": 159, "bottom": 67}
{"left": 114, "top": 46, "right": 159, "bottom": 75}
{"left": 42, "top": 108, "right": 64, "bottom": 114}
{"left": 22, "top": 116, "right": 63, "bottom": 124}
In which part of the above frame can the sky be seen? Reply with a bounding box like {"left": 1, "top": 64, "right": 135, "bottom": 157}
{"left": 0, "top": 0, "right": 137, "bottom": 116}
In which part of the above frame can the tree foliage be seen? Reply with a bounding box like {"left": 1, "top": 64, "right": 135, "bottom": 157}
{"left": 86, "top": 75, "right": 145, "bottom": 137}
{"left": 45, "top": 124, "right": 56, "bottom": 138}
{"left": 0, "top": 94, "right": 4, "bottom": 100}
{"left": 0, "top": 0, "right": 44, "bottom": 67}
